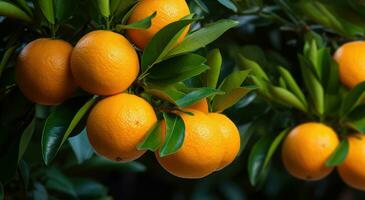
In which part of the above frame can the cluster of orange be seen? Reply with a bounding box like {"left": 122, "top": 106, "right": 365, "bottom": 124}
{"left": 281, "top": 41, "right": 365, "bottom": 191}
{"left": 15, "top": 0, "right": 241, "bottom": 179}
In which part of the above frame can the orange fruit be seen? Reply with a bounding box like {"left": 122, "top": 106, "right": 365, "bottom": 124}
{"left": 87, "top": 93, "right": 157, "bottom": 162}
{"left": 126, "top": 0, "right": 190, "bottom": 49}
{"left": 156, "top": 109, "right": 224, "bottom": 178}
{"left": 208, "top": 113, "right": 240, "bottom": 170}
{"left": 281, "top": 122, "right": 339, "bottom": 180}
{"left": 334, "top": 41, "right": 365, "bottom": 88}
{"left": 71, "top": 30, "right": 139, "bottom": 95}
{"left": 184, "top": 98, "right": 209, "bottom": 113}
{"left": 16, "top": 38, "right": 77, "bottom": 105}
{"left": 338, "top": 134, "right": 365, "bottom": 191}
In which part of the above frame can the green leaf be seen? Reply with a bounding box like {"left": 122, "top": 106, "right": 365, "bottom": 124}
{"left": 72, "top": 178, "right": 107, "bottom": 199}
{"left": 0, "top": 1, "right": 31, "bottom": 22}
{"left": 241, "top": 45, "right": 267, "bottom": 68}
{"left": 212, "top": 87, "right": 253, "bottom": 113}
{"left": 218, "top": 70, "right": 251, "bottom": 92}
{"left": 141, "top": 16, "right": 196, "bottom": 74}
{"left": 203, "top": 49, "right": 222, "bottom": 89}
{"left": 167, "top": 19, "right": 239, "bottom": 57}
{"left": 269, "top": 85, "right": 308, "bottom": 112}
{"left": 117, "top": 11, "right": 156, "bottom": 30}
{"left": 248, "top": 136, "right": 271, "bottom": 186}
{"left": 144, "top": 84, "right": 186, "bottom": 104}
{"left": 176, "top": 87, "right": 223, "bottom": 107}
{"left": 238, "top": 55, "right": 269, "bottom": 80}
{"left": 278, "top": 66, "right": 307, "bottom": 106}
{"left": 251, "top": 76, "right": 272, "bottom": 99}
{"left": 0, "top": 182, "right": 3, "bottom": 200}
{"left": 32, "top": 182, "right": 48, "bottom": 200}
{"left": 38, "top": 0, "right": 55, "bottom": 24}
{"left": 137, "top": 121, "right": 162, "bottom": 151}
{"left": 346, "top": 105, "right": 365, "bottom": 133}
{"left": 97, "top": 0, "right": 110, "bottom": 18}
{"left": 42, "top": 97, "right": 89, "bottom": 165}
{"left": 159, "top": 113, "right": 185, "bottom": 157}
{"left": 325, "top": 139, "right": 349, "bottom": 167}
{"left": 217, "top": 0, "right": 238, "bottom": 12}
{"left": 18, "top": 160, "right": 30, "bottom": 190}
{"left": 341, "top": 81, "right": 365, "bottom": 117}
{"left": 45, "top": 168, "right": 77, "bottom": 198}
{"left": 147, "top": 54, "right": 208, "bottom": 84}
{"left": 262, "top": 129, "right": 288, "bottom": 171}
{"left": 0, "top": 45, "right": 16, "bottom": 78}
{"left": 193, "top": 0, "right": 209, "bottom": 13}
{"left": 14, "top": 0, "right": 32, "bottom": 16}
{"left": 18, "top": 117, "right": 36, "bottom": 162}
{"left": 54, "top": 0, "right": 75, "bottom": 22}
{"left": 111, "top": 0, "right": 136, "bottom": 16}
{"left": 68, "top": 129, "right": 94, "bottom": 164}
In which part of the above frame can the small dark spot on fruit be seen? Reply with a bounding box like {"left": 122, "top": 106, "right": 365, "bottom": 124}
{"left": 116, "top": 157, "right": 123, "bottom": 161}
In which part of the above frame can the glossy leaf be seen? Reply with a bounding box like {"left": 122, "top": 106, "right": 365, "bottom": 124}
{"left": 137, "top": 121, "right": 163, "bottom": 151}
{"left": 167, "top": 19, "right": 239, "bottom": 57}
{"left": 248, "top": 136, "right": 271, "bottom": 186}
{"left": 68, "top": 129, "right": 94, "bottom": 164}
{"left": 42, "top": 97, "right": 89, "bottom": 165}
{"left": 346, "top": 105, "right": 365, "bottom": 133}
{"left": 141, "top": 16, "right": 196, "bottom": 73}
{"left": 218, "top": 70, "right": 251, "bottom": 92}
{"left": 217, "top": 0, "right": 238, "bottom": 12}
{"left": 117, "top": 11, "right": 156, "bottom": 30}
{"left": 159, "top": 113, "right": 185, "bottom": 157}
{"left": 45, "top": 168, "right": 77, "bottom": 198}
{"left": 341, "top": 81, "right": 365, "bottom": 117}
{"left": 18, "top": 160, "right": 30, "bottom": 190}
{"left": 326, "top": 139, "right": 349, "bottom": 167}
{"left": 144, "top": 84, "right": 186, "bottom": 104}
{"left": 176, "top": 87, "right": 223, "bottom": 107}
{"left": 212, "top": 87, "right": 253, "bottom": 113}
{"left": 18, "top": 118, "right": 36, "bottom": 162}
{"left": 14, "top": 0, "right": 32, "bottom": 16}
{"left": 269, "top": 85, "right": 308, "bottom": 112}
{"left": 193, "top": 0, "right": 209, "bottom": 13}
{"left": 0, "top": 45, "right": 16, "bottom": 78}
{"left": 0, "top": 1, "right": 31, "bottom": 22}
{"left": 262, "top": 129, "right": 288, "bottom": 171}
{"left": 278, "top": 66, "right": 307, "bottom": 106}
{"left": 38, "top": 0, "right": 55, "bottom": 24}
{"left": 97, "top": 0, "right": 110, "bottom": 18}
{"left": 203, "top": 49, "right": 222, "bottom": 89}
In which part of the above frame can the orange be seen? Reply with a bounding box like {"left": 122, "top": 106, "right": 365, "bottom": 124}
{"left": 16, "top": 38, "right": 77, "bottom": 105}
{"left": 87, "top": 93, "right": 157, "bottom": 162}
{"left": 208, "top": 113, "right": 240, "bottom": 170}
{"left": 184, "top": 98, "right": 209, "bottom": 113}
{"left": 334, "top": 41, "right": 365, "bottom": 88}
{"left": 71, "top": 30, "right": 139, "bottom": 95}
{"left": 126, "top": 0, "right": 190, "bottom": 49}
{"left": 338, "top": 134, "right": 365, "bottom": 191}
{"left": 156, "top": 109, "right": 224, "bottom": 178}
{"left": 281, "top": 122, "right": 339, "bottom": 180}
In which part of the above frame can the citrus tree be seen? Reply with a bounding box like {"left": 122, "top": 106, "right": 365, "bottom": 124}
{"left": 2, "top": 0, "right": 365, "bottom": 199}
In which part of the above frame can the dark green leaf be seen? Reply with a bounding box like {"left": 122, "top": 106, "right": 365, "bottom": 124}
{"left": 144, "top": 84, "right": 186, "bottom": 104}
{"left": 117, "top": 11, "right": 156, "bottom": 30}
{"left": 38, "top": 0, "right": 55, "bottom": 24}
{"left": 137, "top": 121, "right": 162, "bottom": 151}
{"left": 341, "top": 81, "right": 365, "bottom": 117}
{"left": 14, "top": 0, "right": 32, "bottom": 16}
{"left": 193, "top": 0, "right": 209, "bottom": 13}
{"left": 68, "top": 129, "right": 94, "bottom": 164}
{"left": 45, "top": 168, "right": 77, "bottom": 198}
{"left": 248, "top": 136, "right": 271, "bottom": 186}
{"left": 326, "top": 139, "right": 349, "bottom": 167}
{"left": 262, "top": 129, "right": 288, "bottom": 171}
{"left": 54, "top": 0, "right": 75, "bottom": 21}
{"left": 18, "top": 117, "right": 36, "bottom": 162}
{"left": 167, "top": 19, "right": 239, "bottom": 57}
{"left": 32, "top": 182, "right": 48, "bottom": 200}
{"left": 71, "top": 178, "right": 107, "bottom": 199}
{"left": 176, "top": 87, "right": 223, "bottom": 107}
{"left": 159, "top": 113, "right": 185, "bottom": 157}
{"left": 0, "top": 1, "right": 31, "bottom": 22}
{"left": 346, "top": 105, "right": 365, "bottom": 133}
{"left": 241, "top": 45, "right": 267, "bottom": 68}
{"left": 0, "top": 45, "right": 16, "bottom": 78}
{"left": 18, "top": 160, "right": 30, "bottom": 190}
{"left": 217, "top": 0, "right": 238, "bottom": 12}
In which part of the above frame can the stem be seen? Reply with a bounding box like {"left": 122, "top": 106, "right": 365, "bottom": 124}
{"left": 105, "top": 17, "right": 111, "bottom": 30}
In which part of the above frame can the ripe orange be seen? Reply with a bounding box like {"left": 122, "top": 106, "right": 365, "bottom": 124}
{"left": 87, "top": 93, "right": 157, "bottom": 162}
{"left": 126, "top": 0, "right": 190, "bottom": 49}
{"left": 156, "top": 109, "right": 224, "bottom": 178}
{"left": 71, "top": 30, "right": 139, "bottom": 95}
{"left": 334, "top": 41, "right": 365, "bottom": 88}
{"left": 281, "top": 122, "right": 339, "bottom": 180}
{"left": 338, "top": 134, "right": 365, "bottom": 191}
{"left": 208, "top": 113, "right": 240, "bottom": 170}
{"left": 16, "top": 38, "right": 77, "bottom": 105}
{"left": 184, "top": 99, "right": 209, "bottom": 113}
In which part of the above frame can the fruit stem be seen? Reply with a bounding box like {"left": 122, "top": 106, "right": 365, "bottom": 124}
{"left": 105, "top": 17, "right": 111, "bottom": 30}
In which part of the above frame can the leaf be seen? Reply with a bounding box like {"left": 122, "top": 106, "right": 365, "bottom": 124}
{"left": 18, "top": 117, "right": 36, "bottom": 162}
{"left": 14, "top": 0, "right": 32, "bottom": 16}
{"left": 54, "top": 0, "right": 75, "bottom": 21}
{"left": 238, "top": 55, "right": 269, "bottom": 80}
{"left": 42, "top": 97, "right": 89, "bottom": 165}
{"left": 278, "top": 66, "right": 307, "bottom": 106}
{"left": 72, "top": 178, "right": 107, "bottom": 199}
{"left": 217, "top": 0, "right": 238, "bottom": 12}
{"left": 159, "top": 113, "right": 185, "bottom": 157}
{"left": 167, "top": 19, "right": 239, "bottom": 57}
{"left": 141, "top": 16, "right": 196, "bottom": 73}
{"left": 45, "top": 168, "right": 77, "bottom": 198}
{"left": 0, "top": 1, "right": 31, "bottom": 22}
{"left": 117, "top": 11, "right": 156, "bottom": 30}
{"left": 203, "top": 49, "right": 222, "bottom": 89}
{"left": 147, "top": 54, "right": 208, "bottom": 84}
{"left": 212, "top": 87, "right": 253, "bottom": 113}
{"left": 176, "top": 87, "right": 223, "bottom": 107}
{"left": 144, "top": 84, "right": 186, "bottom": 104}
{"left": 137, "top": 121, "right": 162, "bottom": 151}
{"left": 346, "top": 105, "right": 365, "bottom": 133}
{"left": 38, "top": 0, "right": 55, "bottom": 24}
{"left": 325, "top": 139, "right": 349, "bottom": 167}
{"left": 0, "top": 45, "right": 16, "bottom": 78}
{"left": 341, "top": 81, "right": 365, "bottom": 117}
{"left": 18, "top": 160, "right": 30, "bottom": 190}
{"left": 32, "top": 182, "right": 48, "bottom": 200}
{"left": 262, "top": 129, "right": 288, "bottom": 171}
{"left": 68, "top": 129, "right": 94, "bottom": 164}
{"left": 97, "top": 0, "right": 110, "bottom": 18}
{"left": 241, "top": 45, "right": 267, "bottom": 68}
{"left": 193, "top": 0, "right": 209, "bottom": 13}
{"left": 269, "top": 85, "right": 308, "bottom": 112}
{"left": 218, "top": 70, "right": 251, "bottom": 92}
{"left": 248, "top": 136, "right": 271, "bottom": 186}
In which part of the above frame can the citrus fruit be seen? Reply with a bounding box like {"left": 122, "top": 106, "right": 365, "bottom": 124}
{"left": 87, "top": 93, "right": 157, "bottom": 162}
{"left": 71, "top": 30, "right": 139, "bottom": 95}
{"left": 208, "top": 113, "right": 240, "bottom": 170}
{"left": 126, "top": 0, "right": 190, "bottom": 49}
{"left": 156, "top": 109, "right": 224, "bottom": 178}
{"left": 184, "top": 98, "right": 209, "bottom": 113}
{"left": 334, "top": 41, "right": 365, "bottom": 88}
{"left": 338, "top": 134, "right": 365, "bottom": 191}
{"left": 281, "top": 122, "right": 339, "bottom": 180}
{"left": 16, "top": 38, "right": 77, "bottom": 105}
